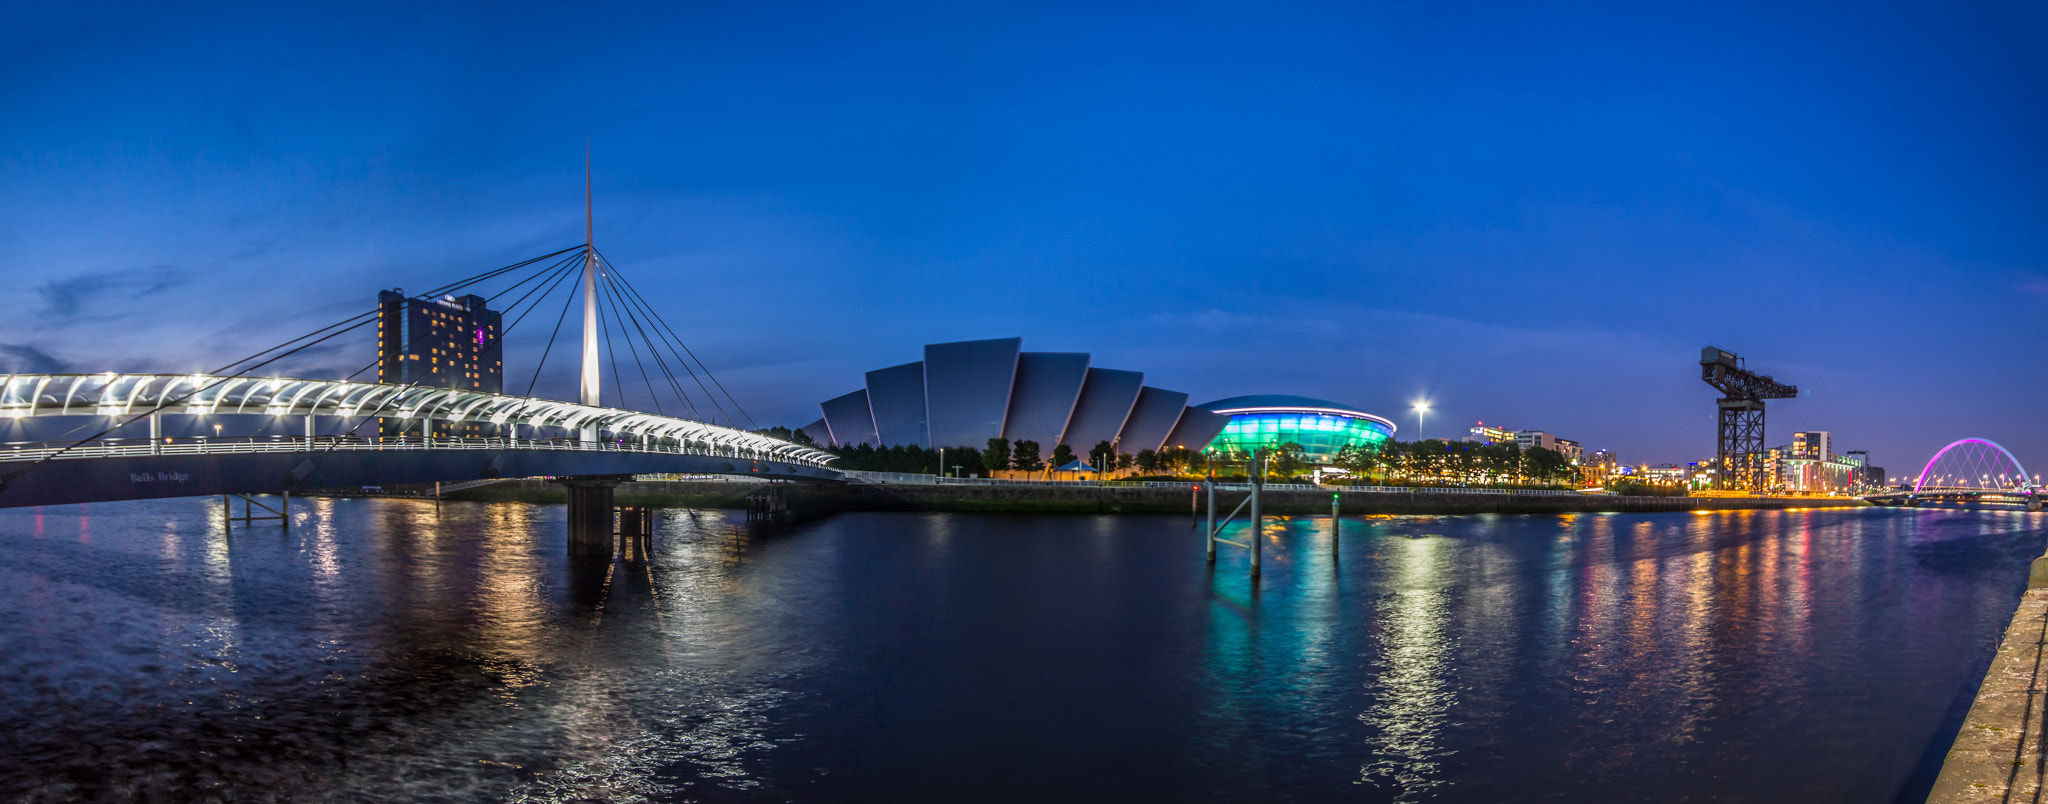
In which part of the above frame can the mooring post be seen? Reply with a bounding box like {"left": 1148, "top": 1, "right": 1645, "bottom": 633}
{"left": 282, "top": 490, "right": 291, "bottom": 531}
{"left": 1191, "top": 484, "right": 1198, "bottom": 529}
{"left": 1249, "top": 451, "right": 1263, "bottom": 578}
{"left": 1205, "top": 454, "right": 1217, "bottom": 563}
{"left": 221, "top": 494, "right": 230, "bottom": 532}
{"left": 1331, "top": 492, "right": 1340, "bottom": 558}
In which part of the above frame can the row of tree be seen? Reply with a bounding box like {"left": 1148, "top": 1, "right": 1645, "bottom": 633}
{"left": 756, "top": 427, "right": 1578, "bottom": 484}
{"left": 1332, "top": 438, "right": 1576, "bottom": 484}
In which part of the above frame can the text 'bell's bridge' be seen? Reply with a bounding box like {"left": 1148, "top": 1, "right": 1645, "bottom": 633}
{"left": 1866, "top": 438, "right": 2041, "bottom": 511}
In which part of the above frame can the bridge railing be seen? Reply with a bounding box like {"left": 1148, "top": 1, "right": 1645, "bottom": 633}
{"left": 0, "top": 435, "right": 835, "bottom": 468}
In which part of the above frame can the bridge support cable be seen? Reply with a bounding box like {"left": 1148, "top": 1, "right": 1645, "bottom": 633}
{"left": 322, "top": 251, "right": 596, "bottom": 445}
{"left": 524, "top": 257, "right": 590, "bottom": 399}
{"left": 594, "top": 252, "right": 733, "bottom": 426}
{"left": 599, "top": 266, "right": 726, "bottom": 422}
{"left": 0, "top": 246, "right": 588, "bottom": 488}
{"left": 214, "top": 246, "right": 585, "bottom": 381}
{"left": 599, "top": 267, "right": 703, "bottom": 420}
{"left": 592, "top": 279, "right": 636, "bottom": 419}
{"left": 595, "top": 250, "right": 756, "bottom": 429}
{"left": 593, "top": 272, "right": 668, "bottom": 418}
{"left": 318, "top": 249, "right": 587, "bottom": 438}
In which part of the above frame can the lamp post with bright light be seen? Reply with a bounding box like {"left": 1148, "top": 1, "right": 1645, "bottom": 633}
{"left": 1412, "top": 401, "right": 1430, "bottom": 441}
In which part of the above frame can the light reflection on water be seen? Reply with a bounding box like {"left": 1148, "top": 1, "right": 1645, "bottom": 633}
{"left": 0, "top": 502, "right": 2041, "bottom": 801}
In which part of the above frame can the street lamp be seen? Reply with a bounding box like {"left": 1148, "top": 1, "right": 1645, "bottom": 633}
{"left": 1411, "top": 400, "right": 1430, "bottom": 441}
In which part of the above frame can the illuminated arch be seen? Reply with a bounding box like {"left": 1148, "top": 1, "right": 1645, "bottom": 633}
{"left": 1915, "top": 438, "right": 2030, "bottom": 493}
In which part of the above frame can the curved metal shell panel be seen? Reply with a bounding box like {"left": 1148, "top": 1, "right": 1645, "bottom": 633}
{"left": 864, "top": 362, "right": 927, "bottom": 447}
{"left": 1059, "top": 368, "right": 1142, "bottom": 451}
{"left": 1114, "top": 387, "right": 1189, "bottom": 454}
{"left": 1001, "top": 352, "right": 1089, "bottom": 450}
{"left": 1162, "top": 407, "right": 1231, "bottom": 453}
{"left": 819, "top": 389, "right": 878, "bottom": 447}
{"left": 922, "top": 338, "right": 1020, "bottom": 448}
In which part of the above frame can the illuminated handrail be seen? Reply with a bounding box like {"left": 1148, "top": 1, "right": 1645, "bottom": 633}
{"left": 0, "top": 435, "right": 831, "bottom": 468}
{"left": 0, "top": 373, "right": 835, "bottom": 468}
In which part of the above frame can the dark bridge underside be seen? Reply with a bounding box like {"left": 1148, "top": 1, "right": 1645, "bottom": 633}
{"left": 0, "top": 450, "right": 843, "bottom": 509}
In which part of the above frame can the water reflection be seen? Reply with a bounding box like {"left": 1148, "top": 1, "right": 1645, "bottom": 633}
{"left": 0, "top": 503, "right": 2041, "bottom": 801}
{"left": 1358, "top": 536, "right": 1454, "bottom": 800}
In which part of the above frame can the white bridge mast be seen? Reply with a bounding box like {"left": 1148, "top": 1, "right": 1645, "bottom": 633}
{"left": 579, "top": 144, "right": 601, "bottom": 440}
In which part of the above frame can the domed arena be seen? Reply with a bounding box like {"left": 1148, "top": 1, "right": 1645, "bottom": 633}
{"left": 1196, "top": 395, "right": 1397, "bottom": 464}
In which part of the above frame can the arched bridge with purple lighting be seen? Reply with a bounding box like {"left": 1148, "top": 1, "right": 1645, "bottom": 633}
{"left": 1866, "top": 438, "right": 2040, "bottom": 510}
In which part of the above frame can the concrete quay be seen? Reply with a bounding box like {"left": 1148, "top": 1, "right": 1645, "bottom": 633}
{"left": 1928, "top": 589, "right": 2048, "bottom": 801}
{"left": 431, "top": 478, "right": 1851, "bottom": 516}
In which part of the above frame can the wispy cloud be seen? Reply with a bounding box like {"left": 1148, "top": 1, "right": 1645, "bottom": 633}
{"left": 0, "top": 343, "right": 72, "bottom": 374}
{"left": 36, "top": 267, "right": 190, "bottom": 322}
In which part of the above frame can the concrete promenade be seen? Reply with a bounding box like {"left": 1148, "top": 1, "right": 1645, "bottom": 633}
{"left": 1929, "top": 589, "right": 2048, "bottom": 801}
{"left": 421, "top": 477, "right": 1849, "bottom": 516}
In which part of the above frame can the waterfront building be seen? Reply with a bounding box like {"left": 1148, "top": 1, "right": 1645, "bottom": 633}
{"left": 377, "top": 288, "right": 502, "bottom": 438}
{"left": 1514, "top": 430, "right": 1584, "bottom": 463}
{"left": 1466, "top": 422, "right": 1515, "bottom": 444}
{"left": 1198, "top": 395, "right": 1397, "bottom": 465}
{"left": 806, "top": 338, "right": 1234, "bottom": 455}
{"left": 806, "top": 338, "right": 1401, "bottom": 465}
{"left": 1776, "top": 456, "right": 1859, "bottom": 495}
{"left": 1581, "top": 449, "right": 1620, "bottom": 486}
{"left": 1792, "top": 431, "right": 1833, "bottom": 460}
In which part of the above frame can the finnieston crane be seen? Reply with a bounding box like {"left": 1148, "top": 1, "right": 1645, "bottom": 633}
{"left": 1700, "top": 347, "right": 1798, "bottom": 492}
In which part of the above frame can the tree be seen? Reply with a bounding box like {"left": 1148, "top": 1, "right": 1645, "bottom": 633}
{"left": 1272, "top": 441, "right": 1307, "bottom": 478}
{"left": 1052, "top": 443, "right": 1077, "bottom": 471}
{"left": 984, "top": 437, "right": 1011, "bottom": 473}
{"left": 789, "top": 428, "right": 817, "bottom": 447}
{"left": 1088, "top": 441, "right": 1115, "bottom": 473}
{"left": 1013, "top": 440, "right": 1044, "bottom": 472}
{"left": 1116, "top": 451, "right": 1134, "bottom": 471}
{"left": 942, "top": 446, "right": 983, "bottom": 477}
{"left": 1522, "top": 446, "right": 1573, "bottom": 484}
{"left": 1136, "top": 449, "right": 1159, "bottom": 474}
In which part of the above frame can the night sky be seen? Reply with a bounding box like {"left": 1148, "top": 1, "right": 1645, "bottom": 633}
{"left": 3, "top": 2, "right": 2043, "bottom": 472}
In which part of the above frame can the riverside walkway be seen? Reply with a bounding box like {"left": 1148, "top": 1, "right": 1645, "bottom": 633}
{"left": 1929, "top": 588, "right": 2048, "bottom": 801}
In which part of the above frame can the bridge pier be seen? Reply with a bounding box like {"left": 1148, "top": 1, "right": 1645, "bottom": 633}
{"left": 554, "top": 475, "right": 634, "bottom": 559}
{"left": 618, "top": 505, "right": 652, "bottom": 562}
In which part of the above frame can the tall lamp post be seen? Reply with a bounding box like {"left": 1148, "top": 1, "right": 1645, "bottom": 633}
{"left": 1411, "top": 400, "right": 1430, "bottom": 441}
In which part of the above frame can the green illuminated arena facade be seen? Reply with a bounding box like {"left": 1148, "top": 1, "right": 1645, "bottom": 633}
{"left": 1197, "top": 395, "right": 1397, "bottom": 464}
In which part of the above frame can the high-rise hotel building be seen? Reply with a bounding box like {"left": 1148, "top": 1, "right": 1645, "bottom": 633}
{"left": 377, "top": 288, "right": 503, "bottom": 437}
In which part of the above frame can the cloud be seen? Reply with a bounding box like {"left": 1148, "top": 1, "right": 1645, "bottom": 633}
{"left": 36, "top": 267, "right": 190, "bottom": 322}
{"left": 2022, "top": 276, "right": 2048, "bottom": 299}
{"left": 0, "top": 343, "right": 71, "bottom": 374}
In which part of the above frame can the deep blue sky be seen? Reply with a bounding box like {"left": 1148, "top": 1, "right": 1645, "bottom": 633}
{"left": 3, "top": 1, "right": 2044, "bottom": 472}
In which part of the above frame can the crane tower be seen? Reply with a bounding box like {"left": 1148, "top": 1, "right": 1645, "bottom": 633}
{"left": 1700, "top": 347, "right": 1797, "bottom": 493}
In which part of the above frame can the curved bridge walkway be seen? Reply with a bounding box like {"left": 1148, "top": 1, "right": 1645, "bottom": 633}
{"left": 0, "top": 373, "right": 842, "bottom": 511}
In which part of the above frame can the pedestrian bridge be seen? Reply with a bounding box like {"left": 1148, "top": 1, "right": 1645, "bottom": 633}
{"left": 0, "top": 373, "right": 842, "bottom": 509}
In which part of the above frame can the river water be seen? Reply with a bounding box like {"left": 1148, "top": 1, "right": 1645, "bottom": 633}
{"left": 0, "top": 500, "right": 2041, "bottom": 802}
